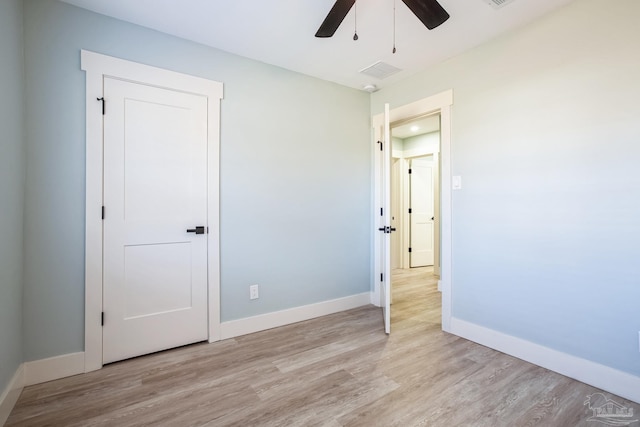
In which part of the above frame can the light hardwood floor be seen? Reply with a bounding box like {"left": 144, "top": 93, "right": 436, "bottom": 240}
{"left": 7, "top": 267, "right": 638, "bottom": 426}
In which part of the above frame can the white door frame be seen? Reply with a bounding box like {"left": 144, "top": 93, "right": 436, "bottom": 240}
{"left": 81, "top": 50, "right": 223, "bottom": 372}
{"left": 372, "top": 90, "right": 453, "bottom": 332}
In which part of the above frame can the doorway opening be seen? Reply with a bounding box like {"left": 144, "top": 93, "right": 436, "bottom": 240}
{"left": 372, "top": 89, "right": 453, "bottom": 334}
{"left": 390, "top": 114, "right": 442, "bottom": 328}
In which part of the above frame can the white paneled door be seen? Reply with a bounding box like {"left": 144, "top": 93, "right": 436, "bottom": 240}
{"left": 409, "top": 157, "right": 435, "bottom": 267}
{"left": 103, "top": 77, "right": 209, "bottom": 364}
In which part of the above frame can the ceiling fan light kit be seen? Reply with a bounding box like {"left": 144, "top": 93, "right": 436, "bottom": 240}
{"left": 316, "top": 0, "right": 450, "bottom": 87}
{"left": 315, "top": 0, "right": 450, "bottom": 38}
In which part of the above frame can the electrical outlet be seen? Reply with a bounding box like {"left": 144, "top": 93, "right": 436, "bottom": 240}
{"left": 250, "top": 284, "right": 259, "bottom": 300}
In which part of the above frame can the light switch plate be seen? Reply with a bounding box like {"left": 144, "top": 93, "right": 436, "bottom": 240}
{"left": 452, "top": 176, "right": 462, "bottom": 190}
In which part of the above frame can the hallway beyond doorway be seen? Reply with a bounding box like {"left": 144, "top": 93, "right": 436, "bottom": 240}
{"left": 391, "top": 267, "right": 441, "bottom": 326}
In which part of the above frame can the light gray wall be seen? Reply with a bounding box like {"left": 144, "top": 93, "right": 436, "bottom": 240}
{"left": 391, "top": 137, "right": 404, "bottom": 157}
{"left": 23, "top": 0, "right": 371, "bottom": 361}
{"left": 402, "top": 132, "right": 440, "bottom": 158}
{"left": 0, "top": 0, "right": 26, "bottom": 390}
{"left": 373, "top": 0, "right": 640, "bottom": 376}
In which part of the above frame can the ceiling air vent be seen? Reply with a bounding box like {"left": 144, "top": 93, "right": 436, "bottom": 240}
{"left": 482, "top": 0, "right": 517, "bottom": 9}
{"left": 359, "top": 61, "right": 402, "bottom": 80}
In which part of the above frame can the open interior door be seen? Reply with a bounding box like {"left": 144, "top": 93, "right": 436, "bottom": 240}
{"left": 382, "top": 104, "right": 392, "bottom": 334}
{"left": 374, "top": 104, "right": 392, "bottom": 334}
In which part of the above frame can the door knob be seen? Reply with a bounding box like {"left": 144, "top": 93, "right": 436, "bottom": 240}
{"left": 377, "top": 226, "right": 396, "bottom": 234}
{"left": 186, "top": 226, "right": 205, "bottom": 235}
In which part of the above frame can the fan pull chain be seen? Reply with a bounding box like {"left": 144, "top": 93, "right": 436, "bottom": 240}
{"left": 392, "top": 0, "right": 397, "bottom": 53}
{"left": 353, "top": 1, "right": 359, "bottom": 40}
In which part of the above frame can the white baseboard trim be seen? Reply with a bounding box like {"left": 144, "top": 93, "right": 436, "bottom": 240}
{"left": 450, "top": 317, "right": 640, "bottom": 404}
{"left": 24, "top": 352, "right": 85, "bottom": 387}
{"left": 0, "top": 364, "right": 24, "bottom": 426}
{"left": 220, "top": 293, "right": 371, "bottom": 340}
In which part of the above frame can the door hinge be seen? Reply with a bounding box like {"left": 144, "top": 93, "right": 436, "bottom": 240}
{"left": 380, "top": 273, "right": 383, "bottom": 282}
{"left": 380, "top": 207, "right": 383, "bottom": 216}
{"left": 377, "top": 141, "right": 383, "bottom": 151}
{"left": 408, "top": 247, "right": 412, "bottom": 253}
{"left": 101, "top": 206, "right": 105, "bottom": 220}
{"left": 408, "top": 168, "right": 412, "bottom": 174}
{"left": 101, "top": 312, "right": 104, "bottom": 326}
{"left": 97, "top": 97, "right": 105, "bottom": 115}
{"left": 408, "top": 208, "right": 412, "bottom": 214}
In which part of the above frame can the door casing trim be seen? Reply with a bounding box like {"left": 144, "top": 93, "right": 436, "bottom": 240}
{"left": 371, "top": 90, "right": 453, "bottom": 332}
{"left": 81, "top": 50, "right": 223, "bottom": 372}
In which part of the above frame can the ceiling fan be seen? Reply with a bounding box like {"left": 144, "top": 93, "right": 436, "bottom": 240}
{"left": 315, "top": 0, "right": 450, "bottom": 38}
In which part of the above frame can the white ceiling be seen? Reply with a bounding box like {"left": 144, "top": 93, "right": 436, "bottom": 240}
{"left": 60, "top": 0, "right": 575, "bottom": 91}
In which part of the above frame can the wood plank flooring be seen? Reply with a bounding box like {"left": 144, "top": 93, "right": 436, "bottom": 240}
{"left": 7, "top": 267, "right": 638, "bottom": 426}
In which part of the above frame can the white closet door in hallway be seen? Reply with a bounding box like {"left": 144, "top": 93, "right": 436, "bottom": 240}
{"left": 102, "top": 77, "right": 209, "bottom": 364}
{"left": 410, "top": 156, "right": 435, "bottom": 267}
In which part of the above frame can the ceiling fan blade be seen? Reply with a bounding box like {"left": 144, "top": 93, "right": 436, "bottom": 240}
{"left": 315, "top": 0, "right": 356, "bottom": 38}
{"left": 402, "top": 0, "right": 450, "bottom": 30}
